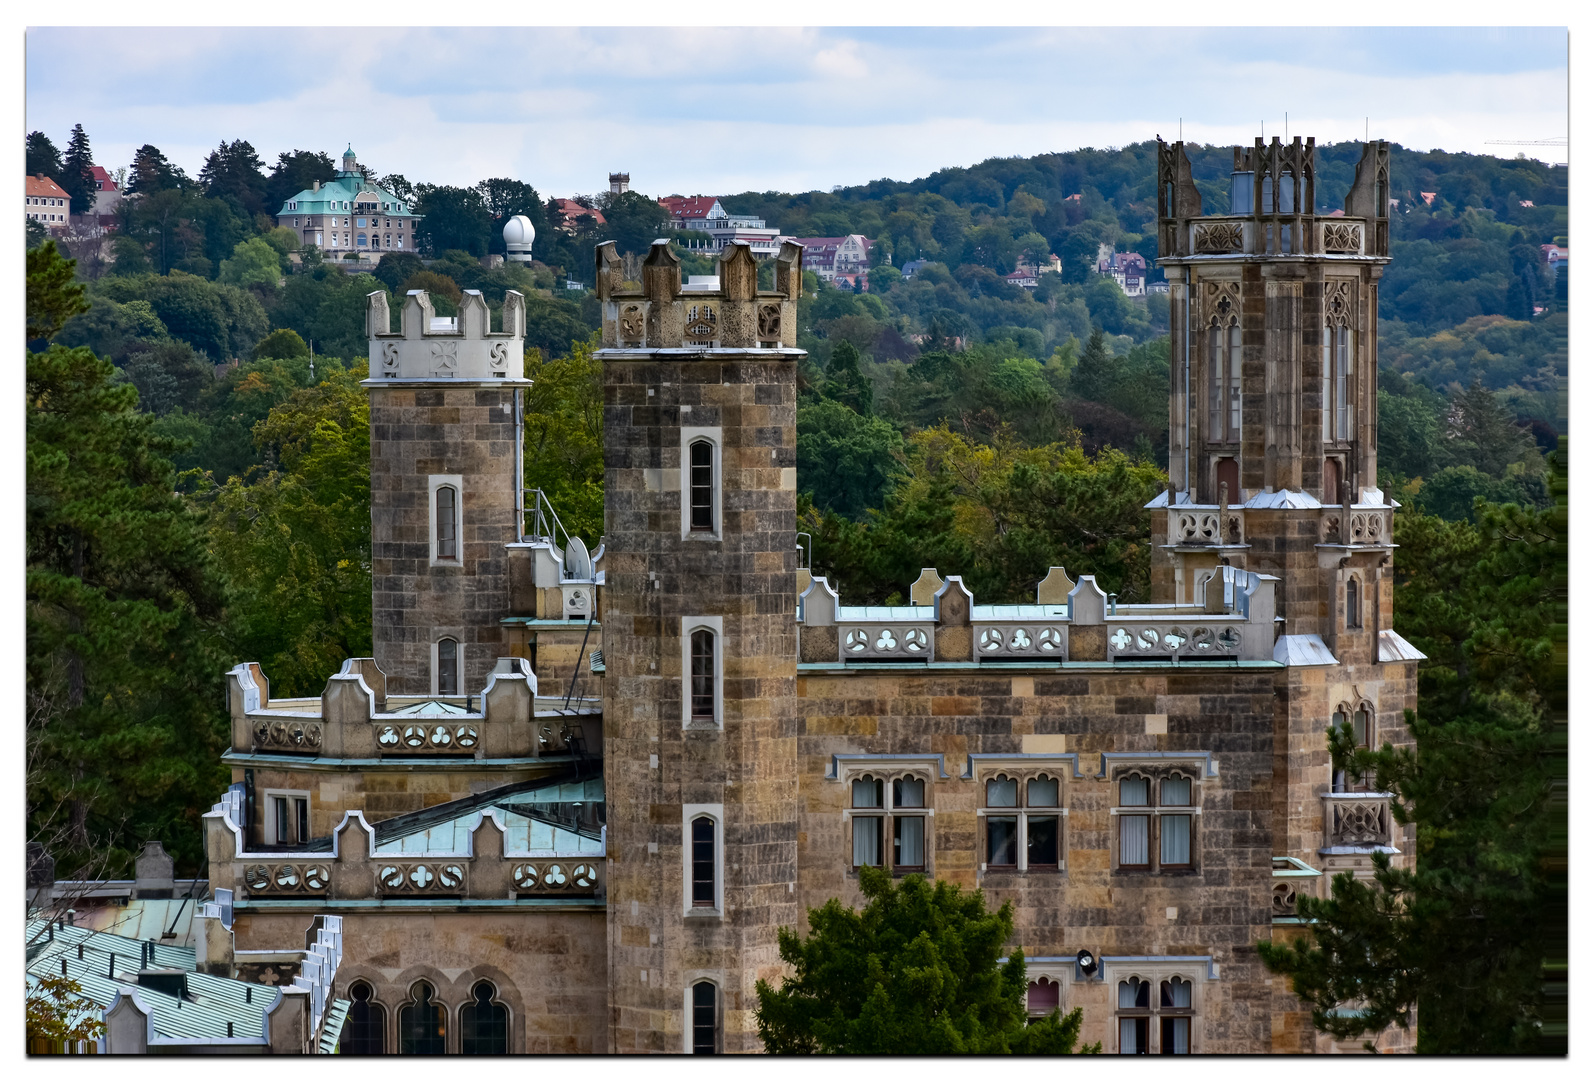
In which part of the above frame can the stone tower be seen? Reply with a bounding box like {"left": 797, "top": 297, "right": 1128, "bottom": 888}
{"left": 597, "top": 238, "right": 804, "bottom": 1052}
{"left": 364, "top": 288, "right": 529, "bottom": 696}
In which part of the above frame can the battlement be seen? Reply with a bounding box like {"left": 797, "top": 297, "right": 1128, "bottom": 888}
{"left": 365, "top": 288, "right": 527, "bottom": 382}
{"left": 595, "top": 238, "right": 802, "bottom": 350}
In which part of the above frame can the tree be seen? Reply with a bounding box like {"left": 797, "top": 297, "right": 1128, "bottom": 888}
{"left": 476, "top": 178, "right": 544, "bottom": 254}
{"left": 796, "top": 398, "right": 903, "bottom": 519}
{"left": 522, "top": 336, "right": 604, "bottom": 543}
{"left": 264, "top": 149, "right": 336, "bottom": 216}
{"left": 373, "top": 251, "right": 425, "bottom": 293}
{"left": 199, "top": 139, "right": 268, "bottom": 216}
{"left": 253, "top": 328, "right": 311, "bottom": 361}
{"left": 26, "top": 975, "right": 105, "bottom": 1051}
{"left": 27, "top": 241, "right": 90, "bottom": 343}
{"left": 1259, "top": 483, "right": 1563, "bottom": 1053}
{"left": 821, "top": 340, "right": 874, "bottom": 416}
{"left": 26, "top": 130, "right": 64, "bottom": 182}
{"left": 126, "top": 144, "right": 189, "bottom": 195}
{"left": 380, "top": 173, "right": 415, "bottom": 201}
{"left": 218, "top": 237, "right": 285, "bottom": 289}
{"left": 27, "top": 339, "right": 230, "bottom": 871}
{"left": 414, "top": 185, "right": 491, "bottom": 257}
{"left": 60, "top": 124, "right": 96, "bottom": 216}
{"left": 754, "top": 866, "right": 1097, "bottom": 1054}
{"left": 598, "top": 189, "right": 671, "bottom": 255}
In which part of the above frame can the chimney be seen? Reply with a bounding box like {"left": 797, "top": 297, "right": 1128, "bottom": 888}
{"left": 312, "top": 180, "right": 320, "bottom": 193}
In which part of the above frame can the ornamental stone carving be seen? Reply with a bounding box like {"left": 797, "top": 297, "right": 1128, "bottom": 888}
{"left": 1322, "top": 222, "right": 1362, "bottom": 253}
{"left": 619, "top": 304, "right": 645, "bottom": 345}
{"left": 757, "top": 303, "right": 781, "bottom": 340}
{"left": 243, "top": 862, "right": 330, "bottom": 893}
{"left": 1194, "top": 222, "right": 1244, "bottom": 254}
{"left": 253, "top": 720, "right": 323, "bottom": 751}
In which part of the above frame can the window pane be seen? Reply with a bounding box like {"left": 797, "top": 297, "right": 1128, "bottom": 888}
{"left": 273, "top": 796, "right": 287, "bottom": 845}
{"left": 436, "top": 487, "right": 457, "bottom": 559}
{"left": 851, "top": 777, "right": 882, "bottom": 809}
{"left": 1322, "top": 326, "right": 1333, "bottom": 442}
{"left": 1228, "top": 325, "right": 1242, "bottom": 440}
{"left": 1354, "top": 707, "right": 1370, "bottom": 747}
{"left": 1161, "top": 977, "right": 1192, "bottom": 1009}
{"left": 1336, "top": 326, "right": 1349, "bottom": 441}
{"left": 1120, "top": 814, "right": 1150, "bottom": 866}
{"left": 438, "top": 638, "right": 458, "bottom": 696}
{"left": 341, "top": 985, "right": 385, "bottom": 1054}
{"left": 691, "top": 816, "right": 715, "bottom": 905}
{"left": 894, "top": 815, "right": 924, "bottom": 868}
{"left": 1119, "top": 777, "right": 1149, "bottom": 806}
{"left": 461, "top": 982, "right": 508, "bottom": 1054}
{"left": 692, "top": 981, "right": 716, "bottom": 1054}
{"left": 1028, "top": 980, "right": 1060, "bottom": 1013}
{"left": 1161, "top": 1016, "right": 1190, "bottom": 1054}
{"left": 986, "top": 777, "right": 1017, "bottom": 807}
{"left": 987, "top": 816, "right": 1017, "bottom": 866}
{"left": 1120, "top": 1016, "right": 1148, "bottom": 1055}
{"left": 1207, "top": 325, "right": 1221, "bottom": 435}
{"left": 296, "top": 798, "right": 309, "bottom": 845}
{"left": 852, "top": 815, "right": 882, "bottom": 867}
{"left": 1160, "top": 776, "right": 1191, "bottom": 807}
{"left": 893, "top": 776, "right": 924, "bottom": 808}
{"left": 689, "top": 441, "right": 714, "bottom": 531}
{"left": 1161, "top": 815, "right": 1192, "bottom": 866}
{"left": 398, "top": 985, "right": 445, "bottom": 1055}
{"left": 690, "top": 630, "right": 715, "bottom": 720}
{"left": 1027, "top": 816, "right": 1058, "bottom": 866}
{"left": 1027, "top": 776, "right": 1058, "bottom": 807}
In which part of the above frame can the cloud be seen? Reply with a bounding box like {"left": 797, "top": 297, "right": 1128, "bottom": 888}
{"left": 24, "top": 26, "right": 1568, "bottom": 199}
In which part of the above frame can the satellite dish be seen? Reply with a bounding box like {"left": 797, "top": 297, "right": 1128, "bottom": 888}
{"left": 1076, "top": 949, "right": 1098, "bottom": 977}
{"left": 563, "top": 536, "right": 592, "bottom": 580}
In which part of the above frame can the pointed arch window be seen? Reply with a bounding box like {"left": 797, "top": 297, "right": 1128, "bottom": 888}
{"left": 340, "top": 982, "right": 385, "bottom": 1055}
{"left": 1322, "top": 323, "right": 1353, "bottom": 442}
{"left": 1345, "top": 575, "right": 1362, "bottom": 629}
{"left": 398, "top": 982, "right": 445, "bottom": 1055}
{"left": 691, "top": 981, "right": 719, "bottom": 1054}
{"left": 435, "top": 638, "right": 459, "bottom": 697}
{"left": 460, "top": 980, "right": 508, "bottom": 1054}
{"left": 1207, "top": 300, "right": 1241, "bottom": 443}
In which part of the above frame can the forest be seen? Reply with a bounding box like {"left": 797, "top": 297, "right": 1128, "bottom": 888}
{"left": 26, "top": 126, "right": 1564, "bottom": 1050}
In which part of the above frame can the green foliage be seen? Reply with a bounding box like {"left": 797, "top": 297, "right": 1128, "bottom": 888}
{"left": 27, "top": 130, "right": 64, "bottom": 182}
{"left": 754, "top": 866, "right": 1097, "bottom": 1054}
{"left": 199, "top": 139, "right": 269, "bottom": 217}
{"left": 95, "top": 271, "right": 267, "bottom": 360}
{"left": 27, "top": 241, "right": 90, "bottom": 342}
{"left": 218, "top": 237, "right": 285, "bottom": 289}
{"left": 821, "top": 340, "right": 874, "bottom": 416}
{"left": 523, "top": 336, "right": 604, "bottom": 544}
{"left": 1259, "top": 480, "right": 1563, "bottom": 1052}
{"left": 263, "top": 149, "right": 336, "bottom": 216}
{"left": 61, "top": 124, "right": 96, "bottom": 216}
{"left": 126, "top": 144, "right": 189, "bottom": 196}
{"left": 27, "top": 343, "right": 229, "bottom": 874}
{"left": 26, "top": 216, "right": 49, "bottom": 249}
{"left": 27, "top": 975, "right": 106, "bottom": 1045}
{"left": 253, "top": 328, "right": 311, "bottom": 361}
{"left": 415, "top": 184, "right": 492, "bottom": 257}
{"left": 796, "top": 398, "right": 904, "bottom": 520}
{"left": 805, "top": 428, "right": 1163, "bottom": 605}
{"left": 200, "top": 365, "right": 373, "bottom": 697}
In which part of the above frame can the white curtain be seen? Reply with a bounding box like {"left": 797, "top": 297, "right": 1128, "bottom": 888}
{"left": 1161, "top": 815, "right": 1191, "bottom": 865}
{"left": 894, "top": 777, "right": 924, "bottom": 808}
{"left": 1120, "top": 815, "right": 1150, "bottom": 866}
{"left": 1028, "top": 777, "right": 1058, "bottom": 807}
{"left": 1165, "top": 1016, "right": 1190, "bottom": 1054}
{"left": 986, "top": 777, "right": 1018, "bottom": 808}
{"left": 1119, "top": 777, "right": 1149, "bottom": 806}
{"left": 1162, "top": 978, "right": 1191, "bottom": 1008}
{"left": 894, "top": 816, "right": 924, "bottom": 867}
{"left": 852, "top": 777, "right": 881, "bottom": 809}
{"left": 1160, "top": 776, "right": 1191, "bottom": 806}
{"left": 1119, "top": 1018, "right": 1142, "bottom": 1054}
{"left": 853, "top": 815, "right": 881, "bottom": 867}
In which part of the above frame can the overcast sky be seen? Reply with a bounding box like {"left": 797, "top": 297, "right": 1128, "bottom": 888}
{"left": 24, "top": 25, "right": 1568, "bottom": 201}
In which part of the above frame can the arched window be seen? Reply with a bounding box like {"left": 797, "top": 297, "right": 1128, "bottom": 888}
{"left": 1353, "top": 705, "right": 1371, "bottom": 749}
{"left": 1324, "top": 456, "right": 1342, "bottom": 505}
{"left": 892, "top": 776, "right": 925, "bottom": 870}
{"left": 1207, "top": 311, "right": 1241, "bottom": 443}
{"left": 340, "top": 982, "right": 385, "bottom": 1055}
{"left": 460, "top": 981, "right": 508, "bottom": 1055}
{"left": 437, "top": 638, "right": 459, "bottom": 697}
{"left": 1322, "top": 322, "right": 1353, "bottom": 442}
{"left": 1117, "top": 773, "right": 1195, "bottom": 872}
{"left": 985, "top": 775, "right": 1019, "bottom": 868}
{"left": 1159, "top": 977, "right": 1193, "bottom": 1053}
{"left": 691, "top": 981, "right": 718, "bottom": 1054}
{"left": 1117, "top": 976, "right": 1151, "bottom": 1054}
{"left": 1027, "top": 977, "right": 1061, "bottom": 1016}
{"left": 688, "top": 439, "right": 714, "bottom": 532}
{"left": 1346, "top": 575, "right": 1362, "bottom": 629}
{"left": 436, "top": 486, "right": 458, "bottom": 561}
{"left": 1118, "top": 775, "right": 1151, "bottom": 869}
{"left": 690, "top": 629, "right": 715, "bottom": 721}
{"left": 398, "top": 982, "right": 445, "bottom": 1055}
{"left": 690, "top": 816, "right": 716, "bottom": 907}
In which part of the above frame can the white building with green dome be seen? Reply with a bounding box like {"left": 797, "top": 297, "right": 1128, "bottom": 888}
{"left": 274, "top": 146, "right": 423, "bottom": 260}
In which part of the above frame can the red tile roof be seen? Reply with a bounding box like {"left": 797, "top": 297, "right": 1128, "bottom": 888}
{"left": 27, "top": 174, "right": 69, "bottom": 199}
{"left": 659, "top": 196, "right": 720, "bottom": 220}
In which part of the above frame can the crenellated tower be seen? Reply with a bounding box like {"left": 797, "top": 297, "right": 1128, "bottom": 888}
{"left": 364, "top": 288, "right": 530, "bottom": 695}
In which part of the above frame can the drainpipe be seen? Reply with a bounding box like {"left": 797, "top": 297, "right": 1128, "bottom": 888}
{"left": 1183, "top": 267, "right": 1191, "bottom": 498}
{"left": 514, "top": 387, "right": 525, "bottom": 539}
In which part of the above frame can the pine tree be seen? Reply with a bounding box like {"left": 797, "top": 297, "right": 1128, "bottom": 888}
{"left": 126, "top": 144, "right": 186, "bottom": 195}
{"left": 755, "top": 867, "right": 1098, "bottom": 1054}
{"left": 1068, "top": 326, "right": 1116, "bottom": 404}
{"left": 821, "top": 340, "right": 874, "bottom": 416}
{"left": 26, "top": 130, "right": 64, "bottom": 181}
{"left": 60, "top": 124, "right": 96, "bottom": 217}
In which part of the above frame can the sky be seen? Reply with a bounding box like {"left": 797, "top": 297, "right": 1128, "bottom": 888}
{"left": 23, "top": 24, "right": 1569, "bottom": 203}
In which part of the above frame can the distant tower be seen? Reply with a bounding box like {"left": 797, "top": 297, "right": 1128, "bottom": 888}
{"left": 609, "top": 172, "right": 630, "bottom": 196}
{"left": 342, "top": 144, "right": 358, "bottom": 176}
{"left": 364, "top": 288, "right": 530, "bottom": 695}
{"left": 596, "top": 238, "right": 804, "bottom": 1052}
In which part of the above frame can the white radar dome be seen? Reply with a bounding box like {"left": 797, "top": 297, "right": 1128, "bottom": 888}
{"left": 504, "top": 215, "right": 536, "bottom": 260}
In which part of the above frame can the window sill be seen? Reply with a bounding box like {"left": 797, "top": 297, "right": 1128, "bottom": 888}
{"left": 684, "top": 907, "right": 723, "bottom": 920}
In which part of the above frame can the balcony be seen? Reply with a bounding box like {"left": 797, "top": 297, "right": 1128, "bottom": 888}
{"left": 1321, "top": 792, "right": 1395, "bottom": 850}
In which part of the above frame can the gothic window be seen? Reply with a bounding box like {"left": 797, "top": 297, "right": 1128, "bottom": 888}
{"left": 1353, "top": 705, "right": 1372, "bottom": 749}
{"left": 690, "top": 629, "right": 715, "bottom": 721}
{"left": 1027, "top": 976, "right": 1062, "bottom": 1018}
{"left": 1322, "top": 322, "right": 1354, "bottom": 443}
{"left": 690, "top": 816, "right": 716, "bottom": 907}
{"left": 436, "top": 638, "right": 459, "bottom": 697}
{"left": 460, "top": 981, "right": 508, "bottom": 1054}
{"left": 1207, "top": 302, "right": 1241, "bottom": 443}
{"left": 691, "top": 981, "right": 718, "bottom": 1054}
{"left": 1159, "top": 978, "right": 1194, "bottom": 1053}
{"left": 1116, "top": 771, "right": 1197, "bottom": 872}
{"left": 1346, "top": 575, "right": 1362, "bottom": 629}
{"left": 432, "top": 480, "right": 461, "bottom": 563}
{"left": 849, "top": 772, "right": 931, "bottom": 872}
{"left": 979, "top": 773, "right": 1063, "bottom": 872}
{"left": 398, "top": 982, "right": 445, "bottom": 1055}
{"left": 340, "top": 982, "right": 385, "bottom": 1055}
{"left": 689, "top": 439, "right": 714, "bottom": 532}
{"left": 1117, "top": 976, "right": 1151, "bottom": 1053}
{"left": 1116, "top": 976, "right": 1194, "bottom": 1054}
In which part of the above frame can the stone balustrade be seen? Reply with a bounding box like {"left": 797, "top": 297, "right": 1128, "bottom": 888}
{"left": 1322, "top": 792, "right": 1394, "bottom": 848}
{"left": 1184, "top": 215, "right": 1370, "bottom": 257}
{"left": 225, "top": 658, "right": 601, "bottom": 761}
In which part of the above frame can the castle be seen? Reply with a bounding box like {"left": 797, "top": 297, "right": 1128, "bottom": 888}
{"left": 194, "top": 136, "right": 1422, "bottom": 1054}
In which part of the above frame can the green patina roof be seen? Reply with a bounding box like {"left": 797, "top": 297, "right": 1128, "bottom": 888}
{"left": 276, "top": 171, "right": 419, "bottom": 218}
